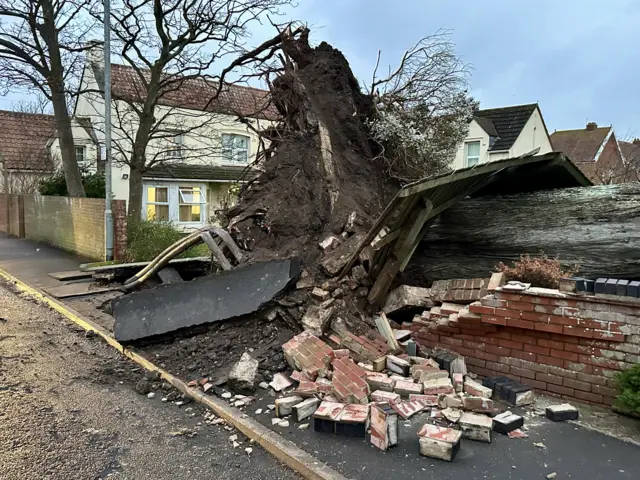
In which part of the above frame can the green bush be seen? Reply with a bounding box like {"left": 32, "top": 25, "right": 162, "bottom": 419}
{"left": 125, "top": 219, "right": 211, "bottom": 262}
{"left": 614, "top": 365, "right": 640, "bottom": 417}
{"left": 39, "top": 168, "right": 106, "bottom": 198}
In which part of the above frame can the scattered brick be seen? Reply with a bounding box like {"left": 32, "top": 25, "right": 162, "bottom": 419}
{"left": 417, "top": 425, "right": 462, "bottom": 462}
{"left": 492, "top": 411, "right": 524, "bottom": 434}
{"left": 365, "top": 372, "right": 395, "bottom": 392}
{"left": 461, "top": 396, "right": 494, "bottom": 413}
{"left": 438, "top": 393, "right": 463, "bottom": 409}
{"left": 294, "top": 397, "right": 320, "bottom": 421}
{"left": 423, "top": 378, "right": 455, "bottom": 395}
{"left": 545, "top": 403, "right": 579, "bottom": 422}
{"left": 459, "top": 412, "right": 493, "bottom": 442}
{"left": 370, "top": 403, "right": 399, "bottom": 451}
{"left": 409, "top": 394, "right": 439, "bottom": 406}
{"left": 275, "top": 396, "right": 304, "bottom": 417}
{"left": 282, "top": 331, "right": 334, "bottom": 380}
{"left": 464, "top": 378, "right": 493, "bottom": 398}
{"left": 371, "top": 390, "right": 401, "bottom": 405}
{"left": 394, "top": 380, "right": 423, "bottom": 397}
{"left": 331, "top": 357, "right": 370, "bottom": 404}
{"left": 386, "top": 355, "right": 411, "bottom": 376}
{"left": 391, "top": 400, "right": 427, "bottom": 419}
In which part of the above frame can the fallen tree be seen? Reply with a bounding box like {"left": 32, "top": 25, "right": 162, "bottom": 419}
{"left": 406, "top": 182, "right": 640, "bottom": 283}
{"left": 227, "top": 26, "right": 475, "bottom": 268}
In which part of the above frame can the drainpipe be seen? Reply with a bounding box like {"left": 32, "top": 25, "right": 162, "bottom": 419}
{"left": 103, "top": 0, "right": 114, "bottom": 261}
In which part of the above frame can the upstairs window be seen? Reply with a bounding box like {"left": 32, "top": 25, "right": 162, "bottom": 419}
{"left": 221, "top": 134, "right": 249, "bottom": 163}
{"left": 465, "top": 141, "right": 480, "bottom": 167}
{"left": 75, "top": 146, "right": 86, "bottom": 163}
{"left": 167, "top": 133, "right": 184, "bottom": 159}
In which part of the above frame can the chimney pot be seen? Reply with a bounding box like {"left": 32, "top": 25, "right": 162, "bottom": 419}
{"left": 586, "top": 122, "right": 597, "bottom": 131}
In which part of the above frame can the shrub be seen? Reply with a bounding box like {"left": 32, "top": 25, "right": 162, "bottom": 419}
{"left": 39, "top": 168, "right": 106, "bottom": 198}
{"left": 615, "top": 365, "right": 640, "bottom": 417}
{"left": 125, "top": 219, "right": 210, "bottom": 262}
{"left": 495, "top": 253, "right": 578, "bottom": 289}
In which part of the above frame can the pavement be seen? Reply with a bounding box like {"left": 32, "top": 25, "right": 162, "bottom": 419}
{"left": 2, "top": 232, "right": 640, "bottom": 479}
{"left": 0, "top": 280, "right": 300, "bottom": 480}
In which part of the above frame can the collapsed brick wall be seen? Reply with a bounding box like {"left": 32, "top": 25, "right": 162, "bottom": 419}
{"left": 410, "top": 287, "right": 640, "bottom": 407}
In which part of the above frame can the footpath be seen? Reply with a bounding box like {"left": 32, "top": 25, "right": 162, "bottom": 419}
{"left": 1, "top": 232, "right": 640, "bottom": 480}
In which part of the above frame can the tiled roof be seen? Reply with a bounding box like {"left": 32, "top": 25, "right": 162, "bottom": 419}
{"left": 620, "top": 140, "right": 640, "bottom": 162}
{"left": 142, "top": 164, "right": 258, "bottom": 182}
{"left": 549, "top": 126, "right": 611, "bottom": 164}
{"left": 109, "top": 64, "right": 279, "bottom": 121}
{"left": 0, "top": 110, "right": 56, "bottom": 171}
{"left": 474, "top": 103, "right": 538, "bottom": 151}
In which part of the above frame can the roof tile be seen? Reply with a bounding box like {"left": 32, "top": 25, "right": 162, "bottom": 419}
{"left": 549, "top": 126, "right": 611, "bottom": 164}
{"left": 0, "top": 110, "right": 56, "bottom": 171}
{"left": 474, "top": 104, "right": 538, "bottom": 151}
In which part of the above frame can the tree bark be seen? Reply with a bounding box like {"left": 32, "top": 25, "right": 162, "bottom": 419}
{"left": 406, "top": 183, "right": 640, "bottom": 283}
{"left": 50, "top": 90, "right": 85, "bottom": 197}
{"left": 128, "top": 165, "right": 144, "bottom": 220}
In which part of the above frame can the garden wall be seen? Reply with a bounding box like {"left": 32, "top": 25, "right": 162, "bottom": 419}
{"left": 410, "top": 287, "right": 640, "bottom": 407}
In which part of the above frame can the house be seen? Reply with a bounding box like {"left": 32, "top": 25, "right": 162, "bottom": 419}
{"left": 453, "top": 103, "right": 553, "bottom": 169}
{"left": 550, "top": 123, "right": 630, "bottom": 184}
{"left": 73, "top": 41, "right": 278, "bottom": 228}
{"left": 0, "top": 110, "right": 97, "bottom": 193}
{"left": 619, "top": 139, "right": 640, "bottom": 181}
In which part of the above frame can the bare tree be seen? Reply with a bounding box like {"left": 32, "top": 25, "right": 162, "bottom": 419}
{"left": 11, "top": 91, "right": 52, "bottom": 114}
{"left": 0, "top": 0, "right": 95, "bottom": 196}
{"left": 87, "top": 0, "right": 290, "bottom": 218}
{"left": 367, "top": 30, "right": 476, "bottom": 181}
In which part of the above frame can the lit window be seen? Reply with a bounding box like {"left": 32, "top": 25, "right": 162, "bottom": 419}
{"left": 465, "top": 141, "right": 480, "bottom": 167}
{"left": 145, "top": 186, "right": 169, "bottom": 221}
{"left": 178, "top": 186, "right": 203, "bottom": 223}
{"left": 221, "top": 134, "right": 249, "bottom": 163}
{"left": 75, "top": 146, "right": 86, "bottom": 163}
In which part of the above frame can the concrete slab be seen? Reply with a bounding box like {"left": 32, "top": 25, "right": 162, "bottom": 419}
{"left": 112, "top": 258, "right": 301, "bottom": 342}
{"left": 43, "top": 282, "right": 113, "bottom": 299}
{"left": 48, "top": 270, "right": 94, "bottom": 281}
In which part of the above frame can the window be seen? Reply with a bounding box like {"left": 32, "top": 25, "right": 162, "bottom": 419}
{"left": 143, "top": 183, "right": 207, "bottom": 225}
{"left": 179, "top": 186, "right": 203, "bottom": 222}
{"left": 167, "top": 132, "right": 184, "bottom": 159}
{"left": 75, "top": 146, "right": 86, "bottom": 163}
{"left": 221, "top": 134, "right": 249, "bottom": 163}
{"left": 146, "top": 186, "right": 169, "bottom": 221}
{"left": 465, "top": 141, "right": 480, "bottom": 167}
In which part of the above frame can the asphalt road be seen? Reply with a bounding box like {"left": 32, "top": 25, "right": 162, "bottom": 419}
{"left": 0, "top": 283, "right": 300, "bottom": 480}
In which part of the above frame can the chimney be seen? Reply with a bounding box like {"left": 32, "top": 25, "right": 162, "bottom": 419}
{"left": 586, "top": 122, "right": 598, "bottom": 131}
{"left": 633, "top": 138, "right": 640, "bottom": 145}
{"left": 85, "top": 40, "right": 104, "bottom": 67}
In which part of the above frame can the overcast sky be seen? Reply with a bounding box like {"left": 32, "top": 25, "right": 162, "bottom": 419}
{"left": 1, "top": 0, "right": 638, "bottom": 137}
{"left": 277, "top": 0, "right": 640, "bottom": 137}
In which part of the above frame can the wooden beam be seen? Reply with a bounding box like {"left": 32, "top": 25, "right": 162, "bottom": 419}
{"left": 200, "top": 232, "right": 232, "bottom": 270}
{"left": 367, "top": 257, "right": 402, "bottom": 308}
{"left": 210, "top": 226, "right": 243, "bottom": 263}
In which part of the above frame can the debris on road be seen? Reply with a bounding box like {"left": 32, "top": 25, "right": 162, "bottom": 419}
{"left": 228, "top": 353, "right": 259, "bottom": 393}
{"left": 546, "top": 404, "right": 580, "bottom": 422}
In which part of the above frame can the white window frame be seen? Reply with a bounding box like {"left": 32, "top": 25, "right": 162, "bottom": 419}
{"left": 221, "top": 133, "right": 250, "bottom": 164}
{"left": 465, "top": 141, "right": 481, "bottom": 167}
{"left": 166, "top": 132, "right": 185, "bottom": 159}
{"left": 142, "top": 182, "right": 207, "bottom": 227}
{"left": 75, "top": 145, "right": 87, "bottom": 164}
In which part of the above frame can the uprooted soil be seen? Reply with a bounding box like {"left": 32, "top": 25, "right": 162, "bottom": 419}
{"left": 136, "top": 313, "right": 295, "bottom": 385}
{"left": 228, "top": 31, "right": 396, "bottom": 267}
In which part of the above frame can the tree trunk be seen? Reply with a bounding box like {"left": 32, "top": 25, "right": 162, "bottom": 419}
{"left": 50, "top": 91, "right": 85, "bottom": 197}
{"left": 127, "top": 165, "right": 144, "bottom": 220}
{"left": 405, "top": 183, "right": 640, "bottom": 283}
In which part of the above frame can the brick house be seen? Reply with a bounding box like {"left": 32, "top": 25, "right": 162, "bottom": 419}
{"left": 453, "top": 103, "right": 553, "bottom": 169}
{"left": 619, "top": 139, "right": 640, "bottom": 182}
{"left": 0, "top": 110, "right": 99, "bottom": 194}
{"left": 550, "top": 122, "right": 631, "bottom": 184}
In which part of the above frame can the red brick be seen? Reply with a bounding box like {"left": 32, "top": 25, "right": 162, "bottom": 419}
{"left": 524, "top": 344, "right": 550, "bottom": 356}
{"left": 509, "top": 333, "right": 537, "bottom": 345}
{"left": 486, "top": 361, "right": 510, "bottom": 374}
{"left": 563, "top": 326, "right": 594, "bottom": 338}
{"left": 440, "top": 336, "right": 463, "bottom": 347}
{"left": 471, "top": 367, "right": 494, "bottom": 378}
{"left": 527, "top": 378, "right": 547, "bottom": 391}
{"left": 488, "top": 331, "right": 512, "bottom": 340}
{"left": 592, "top": 384, "right": 618, "bottom": 397}
{"left": 549, "top": 349, "right": 577, "bottom": 362}
{"left": 485, "top": 344, "right": 511, "bottom": 356}
{"left": 574, "top": 390, "right": 603, "bottom": 404}
{"left": 510, "top": 366, "right": 536, "bottom": 380}
{"left": 474, "top": 350, "right": 499, "bottom": 362}
{"left": 591, "top": 331, "right": 625, "bottom": 342}
{"left": 465, "top": 357, "right": 486, "bottom": 368}
{"left": 549, "top": 315, "right": 579, "bottom": 327}
{"left": 563, "top": 378, "right": 591, "bottom": 392}
{"left": 510, "top": 350, "right": 537, "bottom": 362}
{"left": 506, "top": 318, "right": 535, "bottom": 330}
{"left": 564, "top": 343, "right": 593, "bottom": 355}
{"left": 521, "top": 311, "right": 550, "bottom": 323}
{"left": 601, "top": 396, "right": 615, "bottom": 406}
{"left": 590, "top": 356, "right": 627, "bottom": 371}
{"left": 551, "top": 298, "right": 579, "bottom": 308}
{"left": 461, "top": 340, "right": 485, "bottom": 351}
{"left": 469, "top": 304, "right": 495, "bottom": 315}
{"left": 538, "top": 338, "right": 564, "bottom": 350}
{"left": 506, "top": 301, "right": 535, "bottom": 311}
{"left": 564, "top": 361, "right": 593, "bottom": 374}
{"left": 533, "top": 304, "right": 565, "bottom": 315}
{"left": 537, "top": 355, "right": 565, "bottom": 368}
{"left": 454, "top": 347, "right": 476, "bottom": 358}
{"left": 499, "top": 339, "right": 524, "bottom": 350}
{"left": 576, "top": 373, "right": 608, "bottom": 386}
{"left": 534, "top": 323, "right": 564, "bottom": 334}
{"left": 547, "top": 383, "right": 575, "bottom": 397}
{"left": 482, "top": 315, "right": 507, "bottom": 326}
{"left": 536, "top": 372, "right": 563, "bottom": 386}
{"left": 493, "top": 308, "right": 522, "bottom": 318}
{"left": 494, "top": 292, "right": 524, "bottom": 302}
{"left": 526, "top": 295, "right": 553, "bottom": 305}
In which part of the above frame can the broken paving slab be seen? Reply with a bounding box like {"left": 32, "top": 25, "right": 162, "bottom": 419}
{"left": 112, "top": 258, "right": 301, "bottom": 342}
{"left": 382, "top": 285, "right": 433, "bottom": 316}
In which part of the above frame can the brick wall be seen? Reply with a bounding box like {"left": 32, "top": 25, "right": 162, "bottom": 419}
{"left": 113, "top": 200, "right": 128, "bottom": 261}
{"left": 0, "top": 193, "right": 22, "bottom": 236}
{"left": 411, "top": 287, "right": 640, "bottom": 407}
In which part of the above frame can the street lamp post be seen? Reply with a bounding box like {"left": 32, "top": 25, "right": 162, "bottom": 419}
{"left": 103, "top": 0, "right": 114, "bottom": 260}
